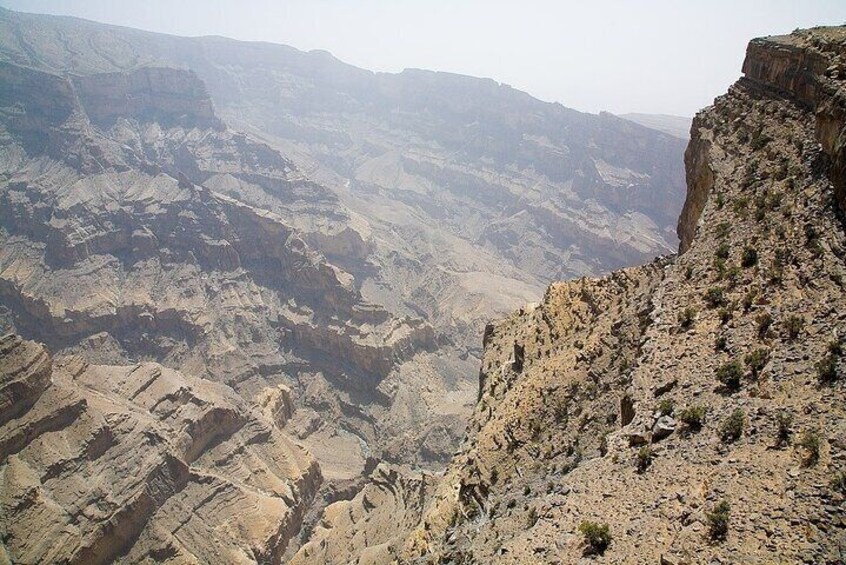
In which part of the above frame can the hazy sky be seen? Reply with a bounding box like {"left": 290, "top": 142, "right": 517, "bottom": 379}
{"left": 3, "top": 1, "right": 845, "bottom": 116}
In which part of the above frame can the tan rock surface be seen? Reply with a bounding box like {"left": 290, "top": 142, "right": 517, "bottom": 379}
{"left": 401, "top": 27, "right": 846, "bottom": 564}
{"left": 0, "top": 333, "right": 320, "bottom": 564}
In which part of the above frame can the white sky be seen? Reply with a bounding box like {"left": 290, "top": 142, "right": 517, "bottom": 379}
{"left": 3, "top": 0, "right": 846, "bottom": 116}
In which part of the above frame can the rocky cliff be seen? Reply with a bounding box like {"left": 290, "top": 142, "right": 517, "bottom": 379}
{"left": 288, "top": 26, "right": 846, "bottom": 564}
{"left": 0, "top": 5, "right": 694, "bottom": 493}
{"left": 0, "top": 5, "right": 687, "bottom": 363}
{"left": 0, "top": 333, "right": 321, "bottom": 564}
{"left": 0, "top": 58, "right": 455, "bottom": 495}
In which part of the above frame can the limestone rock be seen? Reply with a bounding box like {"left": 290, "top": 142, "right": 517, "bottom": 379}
{"left": 0, "top": 333, "right": 321, "bottom": 563}
{"left": 402, "top": 26, "right": 846, "bottom": 564}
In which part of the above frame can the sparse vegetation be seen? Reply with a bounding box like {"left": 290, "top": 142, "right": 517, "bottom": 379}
{"left": 715, "top": 243, "right": 730, "bottom": 260}
{"left": 718, "top": 306, "right": 733, "bottom": 325}
{"left": 776, "top": 411, "right": 793, "bottom": 446}
{"left": 716, "top": 360, "right": 744, "bottom": 391}
{"left": 713, "top": 257, "right": 727, "bottom": 279}
{"left": 636, "top": 445, "right": 653, "bottom": 473}
{"left": 715, "top": 335, "right": 728, "bottom": 351}
{"left": 756, "top": 312, "right": 773, "bottom": 339}
{"left": 750, "top": 130, "right": 773, "bottom": 150}
{"left": 724, "top": 265, "right": 742, "bottom": 288}
{"left": 679, "top": 405, "right": 706, "bottom": 431}
{"left": 704, "top": 287, "right": 726, "bottom": 309}
{"left": 733, "top": 197, "right": 749, "bottom": 218}
{"left": 706, "top": 500, "right": 731, "bottom": 541}
{"left": 741, "top": 246, "right": 758, "bottom": 268}
{"left": 657, "top": 398, "right": 674, "bottom": 417}
{"left": 742, "top": 289, "right": 758, "bottom": 312}
{"left": 744, "top": 348, "right": 769, "bottom": 379}
{"left": 817, "top": 353, "right": 840, "bottom": 384}
{"left": 578, "top": 520, "right": 611, "bottom": 555}
{"left": 783, "top": 315, "right": 804, "bottom": 340}
{"left": 830, "top": 471, "right": 846, "bottom": 494}
{"left": 719, "top": 408, "right": 745, "bottom": 442}
{"left": 798, "top": 429, "right": 821, "bottom": 467}
{"left": 678, "top": 307, "right": 696, "bottom": 329}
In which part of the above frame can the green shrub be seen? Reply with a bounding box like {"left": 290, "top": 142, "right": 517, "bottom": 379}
{"left": 715, "top": 243, "right": 730, "bottom": 260}
{"left": 578, "top": 520, "right": 611, "bottom": 554}
{"left": 776, "top": 411, "right": 793, "bottom": 446}
{"left": 706, "top": 500, "right": 731, "bottom": 540}
{"left": 741, "top": 247, "right": 758, "bottom": 268}
{"left": 830, "top": 471, "right": 846, "bottom": 494}
{"left": 716, "top": 360, "right": 744, "bottom": 391}
{"left": 678, "top": 307, "right": 696, "bottom": 329}
{"left": 715, "top": 222, "right": 731, "bottom": 239}
{"left": 804, "top": 224, "right": 819, "bottom": 246}
{"left": 756, "top": 312, "right": 773, "bottom": 339}
{"left": 657, "top": 398, "right": 674, "bottom": 417}
{"left": 783, "top": 315, "right": 804, "bottom": 340}
{"left": 817, "top": 354, "right": 840, "bottom": 384}
{"left": 719, "top": 409, "right": 745, "bottom": 442}
{"left": 713, "top": 257, "right": 727, "bottom": 279}
{"left": 715, "top": 335, "right": 728, "bottom": 351}
{"left": 744, "top": 348, "right": 769, "bottom": 378}
{"left": 766, "top": 263, "right": 784, "bottom": 286}
{"left": 636, "top": 445, "right": 653, "bottom": 473}
{"left": 799, "top": 429, "right": 821, "bottom": 467}
{"left": 751, "top": 130, "right": 772, "bottom": 150}
{"left": 742, "top": 289, "right": 758, "bottom": 312}
{"left": 733, "top": 197, "right": 749, "bottom": 218}
{"left": 704, "top": 287, "right": 726, "bottom": 309}
{"left": 679, "top": 405, "right": 706, "bottom": 431}
{"left": 724, "top": 265, "right": 742, "bottom": 288}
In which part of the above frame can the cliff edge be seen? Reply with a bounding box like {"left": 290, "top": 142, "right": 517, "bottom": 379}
{"left": 396, "top": 26, "right": 846, "bottom": 564}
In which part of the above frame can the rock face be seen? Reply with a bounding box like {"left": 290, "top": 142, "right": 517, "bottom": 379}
{"left": 0, "top": 57, "right": 450, "bottom": 489}
{"left": 291, "top": 463, "right": 437, "bottom": 564}
{"left": 0, "top": 6, "right": 691, "bottom": 484}
{"left": 74, "top": 67, "right": 222, "bottom": 130}
{"left": 0, "top": 333, "right": 321, "bottom": 563}
{"left": 0, "top": 7, "right": 697, "bottom": 561}
{"left": 0, "top": 6, "right": 687, "bottom": 359}
{"left": 398, "top": 27, "right": 846, "bottom": 564}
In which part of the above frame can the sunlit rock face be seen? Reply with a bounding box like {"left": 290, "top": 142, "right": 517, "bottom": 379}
{"left": 0, "top": 7, "right": 696, "bottom": 562}
{"left": 401, "top": 26, "right": 846, "bottom": 565}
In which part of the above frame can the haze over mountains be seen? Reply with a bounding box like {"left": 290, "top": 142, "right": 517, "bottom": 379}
{"left": 0, "top": 5, "right": 686, "bottom": 480}
{"left": 11, "top": 6, "right": 845, "bottom": 565}
{"left": 619, "top": 113, "right": 692, "bottom": 140}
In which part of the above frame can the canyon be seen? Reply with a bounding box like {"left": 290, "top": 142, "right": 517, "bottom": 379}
{"left": 2, "top": 6, "right": 844, "bottom": 565}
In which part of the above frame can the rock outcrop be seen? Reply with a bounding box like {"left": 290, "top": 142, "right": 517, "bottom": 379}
{"left": 398, "top": 26, "right": 846, "bottom": 564}
{"left": 74, "top": 67, "right": 222, "bottom": 129}
{"left": 0, "top": 333, "right": 321, "bottom": 564}
{"left": 291, "top": 463, "right": 436, "bottom": 564}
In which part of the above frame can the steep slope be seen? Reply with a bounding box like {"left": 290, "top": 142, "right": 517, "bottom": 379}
{"left": 297, "top": 27, "right": 846, "bottom": 564}
{"left": 0, "top": 333, "right": 320, "bottom": 564}
{"left": 0, "top": 6, "right": 687, "bottom": 355}
{"left": 0, "top": 60, "right": 461, "bottom": 487}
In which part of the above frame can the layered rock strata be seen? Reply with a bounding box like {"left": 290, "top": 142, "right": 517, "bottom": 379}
{"left": 0, "top": 333, "right": 321, "bottom": 564}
